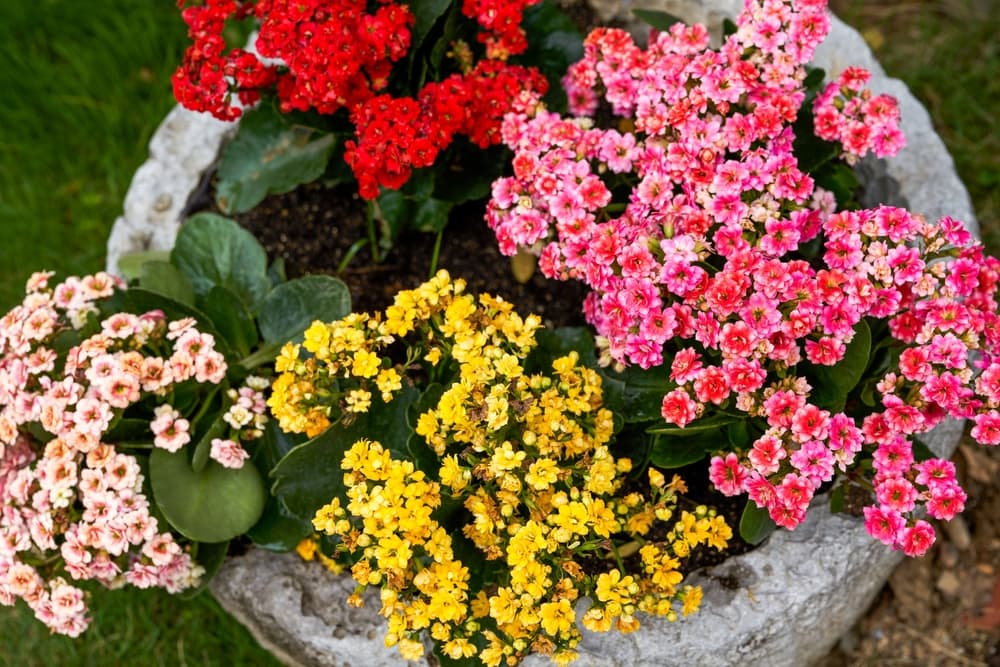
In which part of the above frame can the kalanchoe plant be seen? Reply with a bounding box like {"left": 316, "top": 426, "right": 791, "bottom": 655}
{"left": 268, "top": 271, "right": 731, "bottom": 665}
{"left": 485, "top": 0, "right": 1000, "bottom": 554}
{"left": 172, "top": 0, "right": 584, "bottom": 263}
{"left": 0, "top": 214, "right": 352, "bottom": 635}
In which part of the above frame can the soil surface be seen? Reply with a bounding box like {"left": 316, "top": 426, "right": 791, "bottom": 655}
{"left": 220, "top": 182, "right": 590, "bottom": 328}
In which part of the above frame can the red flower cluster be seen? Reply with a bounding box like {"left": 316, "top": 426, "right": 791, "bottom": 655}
{"left": 346, "top": 61, "right": 547, "bottom": 198}
{"left": 461, "top": 0, "right": 539, "bottom": 59}
{"left": 173, "top": 0, "right": 547, "bottom": 198}
{"left": 172, "top": 1, "right": 277, "bottom": 121}
{"left": 257, "top": 0, "right": 413, "bottom": 114}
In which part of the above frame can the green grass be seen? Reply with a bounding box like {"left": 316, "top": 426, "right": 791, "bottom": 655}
{"left": 0, "top": 0, "right": 997, "bottom": 665}
{"left": 0, "top": 0, "right": 188, "bottom": 307}
{"left": 0, "top": 1, "right": 280, "bottom": 664}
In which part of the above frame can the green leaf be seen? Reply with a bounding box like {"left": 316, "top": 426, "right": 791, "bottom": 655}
{"left": 829, "top": 484, "right": 846, "bottom": 514}
{"left": 814, "top": 162, "right": 861, "bottom": 210}
{"left": 599, "top": 364, "right": 673, "bottom": 423}
{"left": 104, "top": 418, "right": 152, "bottom": 444}
{"left": 201, "top": 285, "right": 258, "bottom": 358}
{"left": 267, "top": 256, "right": 287, "bottom": 288}
{"left": 171, "top": 213, "right": 271, "bottom": 311}
{"left": 257, "top": 275, "right": 352, "bottom": 344}
{"left": 526, "top": 327, "right": 598, "bottom": 373}
{"left": 271, "top": 386, "right": 419, "bottom": 520}
{"left": 215, "top": 104, "right": 337, "bottom": 214}
{"left": 412, "top": 197, "right": 454, "bottom": 234}
{"left": 739, "top": 500, "right": 776, "bottom": 545}
{"left": 254, "top": 419, "right": 308, "bottom": 474}
{"left": 138, "top": 260, "right": 195, "bottom": 306}
{"left": 408, "top": 0, "right": 452, "bottom": 48}
{"left": 803, "top": 66, "right": 827, "bottom": 94}
{"left": 122, "top": 287, "right": 232, "bottom": 358}
{"left": 911, "top": 436, "right": 936, "bottom": 462}
{"left": 406, "top": 383, "right": 446, "bottom": 477}
{"left": 722, "top": 17, "right": 738, "bottom": 37}
{"left": 430, "top": 146, "right": 507, "bottom": 204}
{"left": 649, "top": 433, "right": 715, "bottom": 468}
{"left": 631, "top": 8, "right": 685, "bottom": 30}
{"left": 374, "top": 189, "right": 409, "bottom": 245}
{"left": 245, "top": 497, "right": 313, "bottom": 552}
{"left": 646, "top": 415, "right": 740, "bottom": 435}
{"left": 191, "top": 410, "right": 230, "bottom": 474}
{"left": 726, "top": 420, "right": 753, "bottom": 449}
{"left": 521, "top": 0, "right": 583, "bottom": 112}
{"left": 117, "top": 250, "right": 171, "bottom": 282}
{"left": 803, "top": 320, "right": 872, "bottom": 412}
{"left": 150, "top": 448, "right": 267, "bottom": 543}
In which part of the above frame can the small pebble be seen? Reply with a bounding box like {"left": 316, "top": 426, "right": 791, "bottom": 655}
{"left": 944, "top": 516, "right": 972, "bottom": 551}
{"left": 153, "top": 193, "right": 173, "bottom": 212}
{"left": 936, "top": 570, "right": 962, "bottom": 597}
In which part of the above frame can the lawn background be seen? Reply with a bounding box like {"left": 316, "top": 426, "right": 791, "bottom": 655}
{"left": 0, "top": 0, "right": 996, "bottom": 665}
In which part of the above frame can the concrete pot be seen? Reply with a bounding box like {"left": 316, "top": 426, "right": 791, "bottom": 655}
{"left": 107, "top": 2, "right": 977, "bottom": 665}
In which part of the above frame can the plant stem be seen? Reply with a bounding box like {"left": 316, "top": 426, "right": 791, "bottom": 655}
{"left": 239, "top": 342, "right": 284, "bottom": 370}
{"left": 337, "top": 238, "right": 369, "bottom": 274}
{"left": 366, "top": 200, "right": 381, "bottom": 264}
{"left": 428, "top": 229, "right": 444, "bottom": 278}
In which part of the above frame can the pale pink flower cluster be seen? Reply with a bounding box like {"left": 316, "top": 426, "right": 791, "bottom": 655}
{"left": 485, "top": 0, "right": 1000, "bottom": 555}
{"left": 0, "top": 272, "right": 254, "bottom": 634}
{"left": 149, "top": 377, "right": 268, "bottom": 469}
{"left": 211, "top": 377, "right": 269, "bottom": 469}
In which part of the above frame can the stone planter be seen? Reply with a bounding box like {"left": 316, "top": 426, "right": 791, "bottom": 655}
{"left": 107, "top": 2, "right": 978, "bottom": 666}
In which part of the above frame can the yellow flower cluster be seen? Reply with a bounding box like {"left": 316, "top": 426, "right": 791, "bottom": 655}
{"left": 315, "top": 439, "right": 478, "bottom": 662}
{"left": 268, "top": 270, "right": 538, "bottom": 438}
{"left": 287, "top": 272, "right": 732, "bottom": 666}
{"left": 416, "top": 350, "right": 730, "bottom": 664}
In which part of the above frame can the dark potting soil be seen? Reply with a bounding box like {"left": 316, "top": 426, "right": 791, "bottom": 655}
{"left": 219, "top": 182, "right": 590, "bottom": 327}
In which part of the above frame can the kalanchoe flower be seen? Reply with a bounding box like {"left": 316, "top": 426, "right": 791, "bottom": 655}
{"left": 172, "top": 0, "right": 548, "bottom": 198}
{"left": 0, "top": 273, "right": 272, "bottom": 636}
{"left": 485, "top": 0, "right": 1000, "bottom": 557}
{"left": 276, "top": 271, "right": 732, "bottom": 664}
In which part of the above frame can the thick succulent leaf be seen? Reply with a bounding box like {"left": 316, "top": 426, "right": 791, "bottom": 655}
{"left": 257, "top": 275, "right": 352, "bottom": 344}
{"left": 215, "top": 104, "right": 337, "bottom": 214}
{"left": 171, "top": 213, "right": 271, "bottom": 311}
{"left": 150, "top": 447, "right": 267, "bottom": 544}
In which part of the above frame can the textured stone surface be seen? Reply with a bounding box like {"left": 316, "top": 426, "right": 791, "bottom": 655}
{"left": 105, "top": 105, "right": 235, "bottom": 275}
{"left": 210, "top": 551, "right": 404, "bottom": 667}
{"left": 115, "top": 3, "right": 977, "bottom": 666}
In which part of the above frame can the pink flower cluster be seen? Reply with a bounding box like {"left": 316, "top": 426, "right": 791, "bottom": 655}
{"left": 0, "top": 272, "right": 266, "bottom": 634}
{"left": 813, "top": 66, "right": 904, "bottom": 162}
{"left": 486, "top": 0, "right": 1000, "bottom": 556}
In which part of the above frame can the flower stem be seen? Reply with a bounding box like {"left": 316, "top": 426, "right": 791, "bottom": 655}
{"left": 428, "top": 229, "right": 444, "bottom": 277}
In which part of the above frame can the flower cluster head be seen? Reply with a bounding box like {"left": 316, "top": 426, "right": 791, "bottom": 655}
{"left": 274, "top": 271, "right": 730, "bottom": 664}
{"left": 173, "top": 0, "right": 548, "bottom": 198}
{"left": 0, "top": 272, "right": 270, "bottom": 634}
{"left": 485, "top": 0, "right": 1000, "bottom": 556}
{"left": 812, "top": 66, "right": 904, "bottom": 162}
